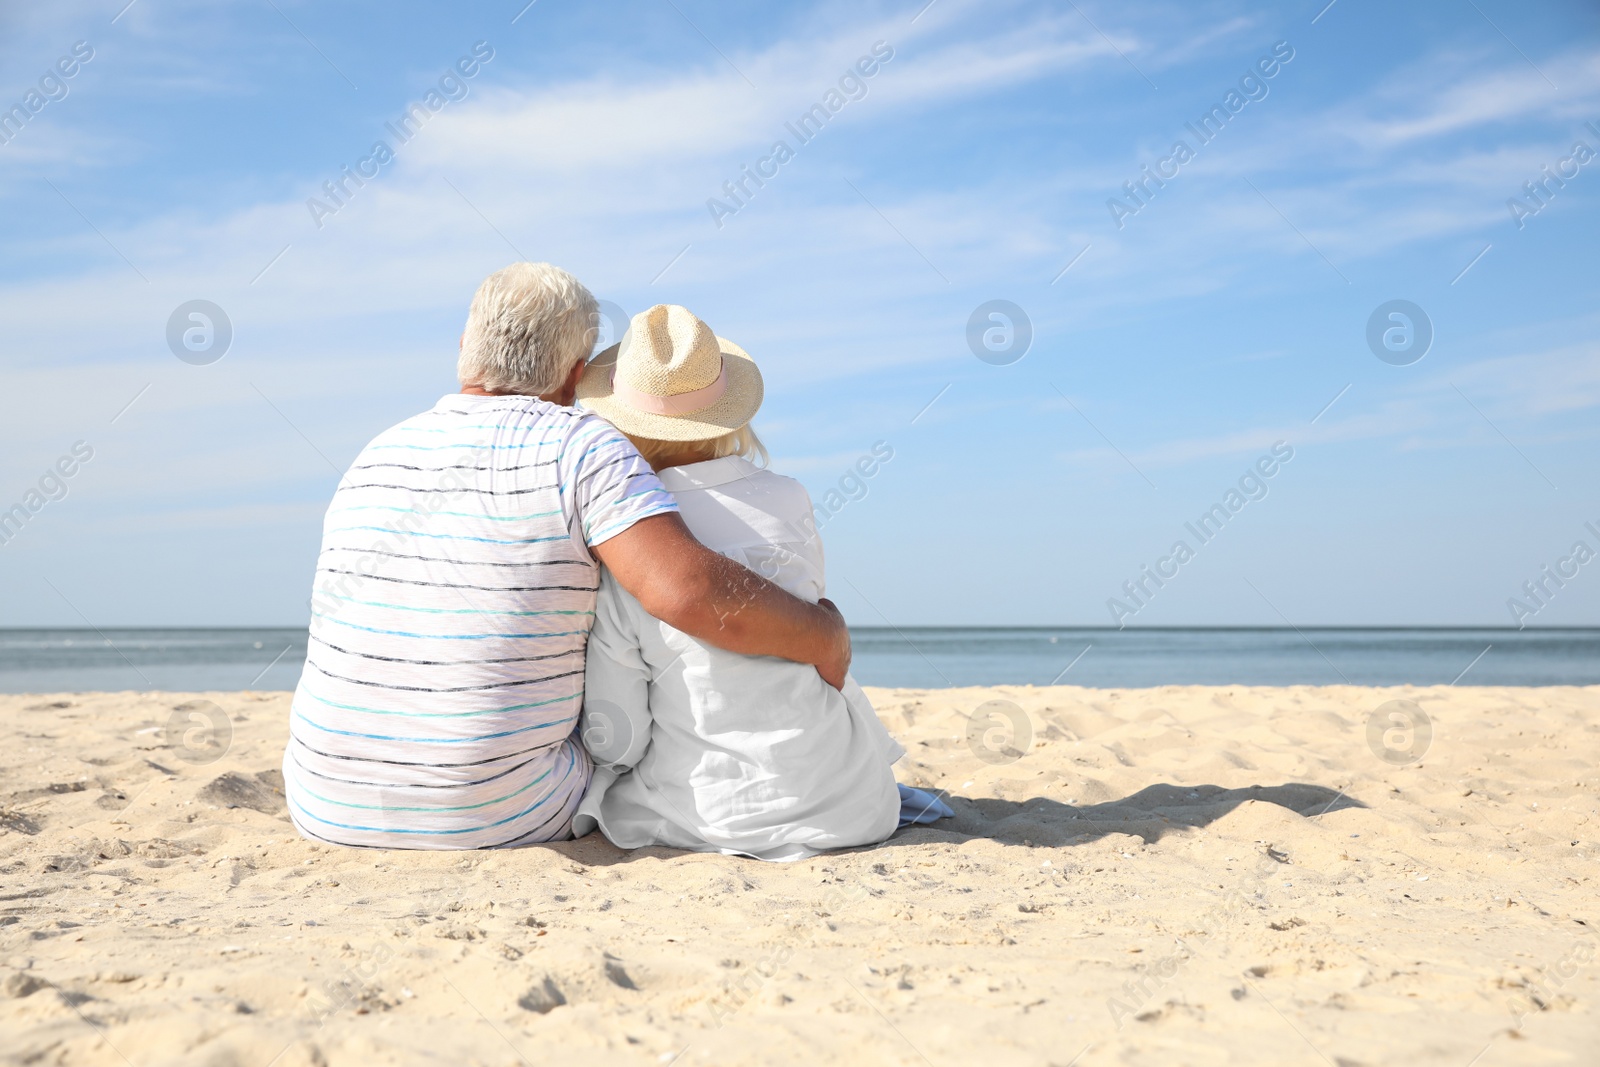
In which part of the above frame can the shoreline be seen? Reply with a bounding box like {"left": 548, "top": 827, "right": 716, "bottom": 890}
{"left": 6, "top": 627, "right": 1600, "bottom": 697}
{"left": 2, "top": 684, "right": 1596, "bottom": 1064}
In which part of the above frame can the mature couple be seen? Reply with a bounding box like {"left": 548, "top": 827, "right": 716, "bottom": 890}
{"left": 283, "top": 262, "right": 948, "bottom": 861}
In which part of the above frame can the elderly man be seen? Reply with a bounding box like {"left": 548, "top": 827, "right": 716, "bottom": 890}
{"left": 282, "top": 263, "right": 850, "bottom": 849}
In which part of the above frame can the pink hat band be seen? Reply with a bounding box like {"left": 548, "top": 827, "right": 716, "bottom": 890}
{"left": 610, "top": 359, "right": 728, "bottom": 416}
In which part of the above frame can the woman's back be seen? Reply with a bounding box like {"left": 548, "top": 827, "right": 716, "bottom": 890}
{"left": 574, "top": 455, "right": 902, "bottom": 861}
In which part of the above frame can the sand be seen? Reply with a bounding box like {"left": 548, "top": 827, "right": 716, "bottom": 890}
{"left": 1, "top": 684, "right": 1596, "bottom": 1066}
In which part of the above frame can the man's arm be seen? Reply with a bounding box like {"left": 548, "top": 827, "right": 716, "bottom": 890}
{"left": 592, "top": 513, "right": 852, "bottom": 689}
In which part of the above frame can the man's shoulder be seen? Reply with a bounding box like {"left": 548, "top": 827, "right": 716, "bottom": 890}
{"left": 364, "top": 396, "right": 588, "bottom": 443}
{"left": 562, "top": 407, "right": 631, "bottom": 442}
{"left": 563, "top": 411, "right": 648, "bottom": 472}
{"left": 420, "top": 394, "right": 586, "bottom": 427}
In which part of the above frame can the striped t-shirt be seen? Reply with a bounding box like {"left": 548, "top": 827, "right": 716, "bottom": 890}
{"left": 283, "top": 393, "right": 678, "bottom": 849}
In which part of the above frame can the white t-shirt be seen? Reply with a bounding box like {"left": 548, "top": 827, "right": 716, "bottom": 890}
{"left": 283, "top": 393, "right": 678, "bottom": 849}
{"left": 573, "top": 455, "right": 904, "bottom": 862}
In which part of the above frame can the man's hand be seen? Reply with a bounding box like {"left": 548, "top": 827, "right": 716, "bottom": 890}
{"left": 812, "top": 598, "right": 851, "bottom": 690}
{"left": 594, "top": 514, "right": 853, "bottom": 689}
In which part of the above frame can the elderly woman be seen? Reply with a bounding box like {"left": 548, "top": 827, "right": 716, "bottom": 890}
{"left": 572, "top": 304, "right": 950, "bottom": 861}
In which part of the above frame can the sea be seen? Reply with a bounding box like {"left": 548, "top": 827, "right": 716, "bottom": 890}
{"left": 0, "top": 627, "right": 1596, "bottom": 694}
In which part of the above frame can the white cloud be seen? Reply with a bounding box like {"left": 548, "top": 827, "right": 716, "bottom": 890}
{"left": 1048, "top": 334, "right": 1600, "bottom": 474}
{"left": 3, "top": 2, "right": 1594, "bottom": 482}
{"left": 1327, "top": 47, "right": 1600, "bottom": 148}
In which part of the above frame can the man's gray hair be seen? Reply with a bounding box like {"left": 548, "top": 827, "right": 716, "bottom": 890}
{"left": 457, "top": 262, "right": 598, "bottom": 395}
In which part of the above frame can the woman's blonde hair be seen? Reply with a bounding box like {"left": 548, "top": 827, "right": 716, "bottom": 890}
{"left": 625, "top": 424, "right": 768, "bottom": 471}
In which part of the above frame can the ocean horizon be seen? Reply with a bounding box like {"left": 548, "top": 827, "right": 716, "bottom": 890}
{"left": 1, "top": 626, "right": 1595, "bottom": 694}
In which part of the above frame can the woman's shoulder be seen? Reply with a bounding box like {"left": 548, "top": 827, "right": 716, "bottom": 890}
{"left": 746, "top": 465, "right": 810, "bottom": 497}
{"left": 735, "top": 467, "right": 818, "bottom": 529}
{"left": 667, "top": 457, "right": 813, "bottom": 510}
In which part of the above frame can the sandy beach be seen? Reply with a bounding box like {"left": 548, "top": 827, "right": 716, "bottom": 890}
{"left": 1, "top": 683, "right": 1596, "bottom": 1066}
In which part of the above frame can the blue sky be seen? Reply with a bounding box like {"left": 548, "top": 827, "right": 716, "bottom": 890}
{"left": 1, "top": 0, "right": 1597, "bottom": 628}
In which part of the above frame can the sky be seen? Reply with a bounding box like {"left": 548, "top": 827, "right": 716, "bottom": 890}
{"left": 0, "top": 0, "right": 1597, "bottom": 629}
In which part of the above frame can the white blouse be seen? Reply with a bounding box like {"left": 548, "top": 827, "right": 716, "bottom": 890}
{"left": 571, "top": 455, "right": 904, "bottom": 861}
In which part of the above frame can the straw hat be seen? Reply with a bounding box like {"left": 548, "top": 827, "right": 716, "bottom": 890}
{"left": 576, "top": 304, "right": 763, "bottom": 442}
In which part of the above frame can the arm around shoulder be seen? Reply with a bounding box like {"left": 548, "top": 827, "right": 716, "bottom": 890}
{"left": 592, "top": 513, "right": 852, "bottom": 688}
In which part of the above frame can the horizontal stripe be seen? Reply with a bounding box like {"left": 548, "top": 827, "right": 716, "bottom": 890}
{"left": 286, "top": 748, "right": 579, "bottom": 836}
{"left": 300, "top": 683, "right": 580, "bottom": 719}
{"left": 287, "top": 784, "right": 565, "bottom": 836}
{"left": 311, "top": 611, "right": 590, "bottom": 642}
{"left": 288, "top": 748, "right": 541, "bottom": 790}
{"left": 589, "top": 508, "right": 674, "bottom": 544}
{"left": 366, "top": 441, "right": 559, "bottom": 452}
{"left": 336, "top": 482, "right": 562, "bottom": 496}
{"left": 597, "top": 486, "right": 672, "bottom": 509}
{"left": 308, "top": 632, "right": 584, "bottom": 667}
{"left": 562, "top": 441, "right": 617, "bottom": 470}
{"left": 316, "top": 567, "right": 596, "bottom": 594}
{"left": 387, "top": 424, "right": 556, "bottom": 434}
{"left": 325, "top": 525, "right": 568, "bottom": 546}
{"left": 287, "top": 817, "right": 386, "bottom": 850}
{"left": 328, "top": 504, "right": 564, "bottom": 522}
{"left": 315, "top": 590, "right": 593, "bottom": 619}
{"left": 319, "top": 546, "right": 589, "bottom": 568}
{"left": 574, "top": 454, "right": 634, "bottom": 485}
{"left": 487, "top": 795, "right": 581, "bottom": 847}
{"left": 292, "top": 707, "right": 574, "bottom": 745}
{"left": 305, "top": 656, "right": 586, "bottom": 692}
{"left": 350, "top": 461, "right": 555, "bottom": 473}
{"left": 290, "top": 733, "right": 553, "bottom": 769}
{"left": 418, "top": 407, "right": 572, "bottom": 421}
{"left": 295, "top": 762, "right": 555, "bottom": 812}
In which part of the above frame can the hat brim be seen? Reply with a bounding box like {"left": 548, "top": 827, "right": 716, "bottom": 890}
{"left": 575, "top": 337, "right": 764, "bottom": 442}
